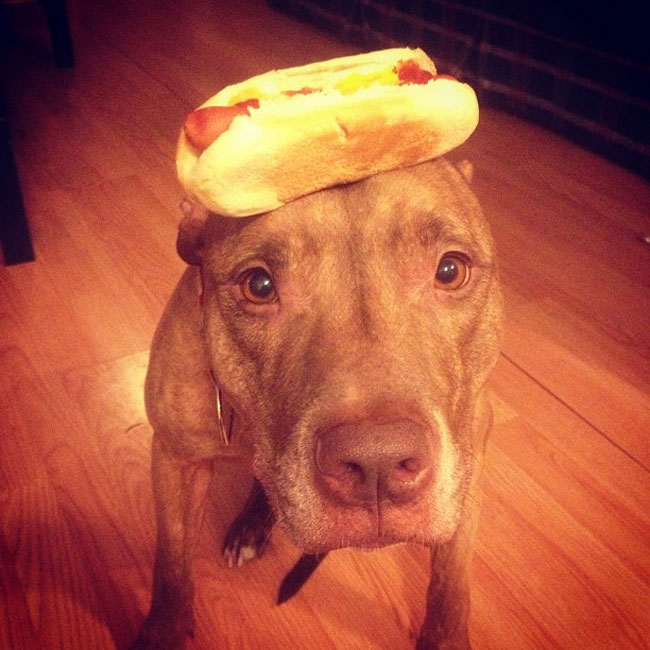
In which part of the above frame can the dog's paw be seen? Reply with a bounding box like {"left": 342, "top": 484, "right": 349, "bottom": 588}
{"left": 415, "top": 634, "right": 471, "bottom": 650}
{"left": 222, "top": 509, "right": 275, "bottom": 567}
{"left": 129, "top": 613, "right": 194, "bottom": 650}
{"left": 222, "top": 482, "right": 275, "bottom": 568}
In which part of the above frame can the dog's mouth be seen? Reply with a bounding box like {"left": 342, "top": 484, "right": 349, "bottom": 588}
{"left": 275, "top": 493, "right": 448, "bottom": 554}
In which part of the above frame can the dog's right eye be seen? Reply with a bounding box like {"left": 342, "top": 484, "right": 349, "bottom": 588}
{"left": 434, "top": 254, "right": 471, "bottom": 290}
{"left": 241, "top": 268, "right": 277, "bottom": 304}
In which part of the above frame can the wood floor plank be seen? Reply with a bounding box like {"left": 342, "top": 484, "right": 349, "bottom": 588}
{"left": 0, "top": 517, "right": 41, "bottom": 650}
{"left": 479, "top": 357, "right": 650, "bottom": 650}
{"left": 1, "top": 477, "right": 117, "bottom": 649}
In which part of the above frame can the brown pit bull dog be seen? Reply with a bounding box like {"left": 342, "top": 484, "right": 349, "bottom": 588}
{"left": 131, "top": 157, "right": 504, "bottom": 649}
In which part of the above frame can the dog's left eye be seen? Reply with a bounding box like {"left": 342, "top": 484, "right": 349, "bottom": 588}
{"left": 241, "top": 268, "right": 277, "bottom": 304}
{"left": 435, "top": 254, "right": 470, "bottom": 290}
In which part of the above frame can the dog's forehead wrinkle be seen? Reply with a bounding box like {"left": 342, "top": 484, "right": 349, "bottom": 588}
{"left": 346, "top": 178, "right": 473, "bottom": 254}
{"left": 247, "top": 237, "right": 290, "bottom": 268}
{"left": 227, "top": 190, "right": 354, "bottom": 266}
{"left": 415, "top": 213, "right": 479, "bottom": 252}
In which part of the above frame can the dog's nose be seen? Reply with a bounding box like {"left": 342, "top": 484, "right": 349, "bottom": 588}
{"left": 315, "top": 420, "right": 433, "bottom": 507}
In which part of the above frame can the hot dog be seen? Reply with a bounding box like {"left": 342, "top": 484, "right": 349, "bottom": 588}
{"left": 176, "top": 48, "right": 478, "bottom": 217}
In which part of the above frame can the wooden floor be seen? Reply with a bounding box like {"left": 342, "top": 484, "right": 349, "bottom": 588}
{"left": 1, "top": 0, "right": 649, "bottom": 648}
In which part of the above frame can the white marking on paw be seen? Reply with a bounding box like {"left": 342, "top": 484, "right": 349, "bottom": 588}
{"left": 237, "top": 545, "right": 258, "bottom": 567}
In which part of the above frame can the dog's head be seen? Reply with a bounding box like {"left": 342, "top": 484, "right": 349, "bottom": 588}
{"left": 180, "top": 158, "right": 503, "bottom": 552}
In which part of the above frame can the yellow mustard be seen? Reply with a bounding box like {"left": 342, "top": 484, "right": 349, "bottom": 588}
{"left": 228, "top": 87, "right": 270, "bottom": 105}
{"left": 335, "top": 65, "right": 399, "bottom": 95}
{"left": 228, "top": 65, "right": 399, "bottom": 104}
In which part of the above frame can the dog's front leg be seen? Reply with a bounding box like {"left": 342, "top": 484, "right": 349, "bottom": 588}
{"left": 131, "top": 432, "right": 214, "bottom": 650}
{"left": 416, "top": 527, "right": 474, "bottom": 650}
{"left": 417, "top": 455, "right": 485, "bottom": 649}
{"left": 417, "top": 394, "right": 492, "bottom": 650}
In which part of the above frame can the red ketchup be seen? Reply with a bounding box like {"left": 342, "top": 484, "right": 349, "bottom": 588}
{"left": 184, "top": 98, "right": 259, "bottom": 151}
{"left": 283, "top": 87, "right": 318, "bottom": 97}
{"left": 395, "top": 59, "right": 457, "bottom": 84}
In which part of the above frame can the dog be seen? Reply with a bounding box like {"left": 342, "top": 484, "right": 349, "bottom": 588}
{"left": 130, "top": 157, "right": 504, "bottom": 649}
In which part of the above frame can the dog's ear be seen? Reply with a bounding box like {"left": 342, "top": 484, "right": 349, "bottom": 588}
{"left": 176, "top": 198, "right": 209, "bottom": 265}
{"left": 456, "top": 159, "right": 474, "bottom": 184}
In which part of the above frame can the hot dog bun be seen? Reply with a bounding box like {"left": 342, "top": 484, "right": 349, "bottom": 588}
{"left": 176, "top": 48, "right": 478, "bottom": 217}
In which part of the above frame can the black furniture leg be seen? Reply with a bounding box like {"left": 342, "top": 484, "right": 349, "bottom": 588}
{"left": 1, "top": 90, "right": 35, "bottom": 266}
{"left": 42, "top": 0, "right": 74, "bottom": 68}
{"left": 0, "top": 120, "right": 35, "bottom": 265}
